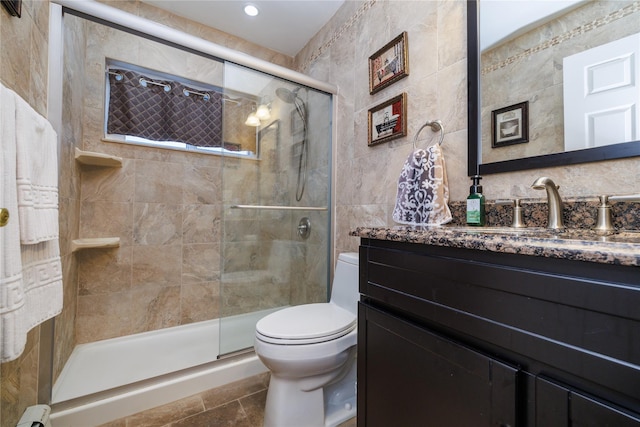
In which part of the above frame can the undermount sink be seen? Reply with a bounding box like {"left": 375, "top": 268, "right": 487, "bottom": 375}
{"left": 442, "top": 226, "right": 640, "bottom": 243}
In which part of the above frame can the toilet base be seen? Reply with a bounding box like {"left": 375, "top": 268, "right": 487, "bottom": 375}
{"left": 323, "top": 360, "right": 357, "bottom": 427}
{"left": 263, "top": 353, "right": 356, "bottom": 427}
{"left": 263, "top": 376, "right": 325, "bottom": 427}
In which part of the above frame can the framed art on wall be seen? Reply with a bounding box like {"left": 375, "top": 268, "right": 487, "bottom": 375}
{"left": 368, "top": 93, "right": 407, "bottom": 146}
{"left": 491, "top": 101, "right": 529, "bottom": 148}
{"left": 369, "top": 32, "right": 409, "bottom": 95}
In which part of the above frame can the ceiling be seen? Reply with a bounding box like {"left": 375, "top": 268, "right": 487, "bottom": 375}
{"left": 480, "top": 0, "right": 585, "bottom": 51}
{"left": 141, "top": 0, "right": 346, "bottom": 57}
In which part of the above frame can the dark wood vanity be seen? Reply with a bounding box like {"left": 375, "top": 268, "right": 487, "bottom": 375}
{"left": 356, "top": 231, "right": 640, "bottom": 426}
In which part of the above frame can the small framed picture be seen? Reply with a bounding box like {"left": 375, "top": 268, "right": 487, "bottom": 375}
{"left": 369, "top": 32, "right": 409, "bottom": 95}
{"left": 368, "top": 93, "right": 407, "bottom": 146}
{"left": 491, "top": 101, "right": 529, "bottom": 148}
{"left": 1, "top": 0, "right": 21, "bottom": 17}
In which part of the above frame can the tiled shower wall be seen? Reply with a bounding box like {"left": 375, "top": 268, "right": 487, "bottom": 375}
{"left": 70, "top": 14, "right": 225, "bottom": 345}
{"left": 52, "top": 0, "right": 302, "bottom": 381}
{"left": 65, "top": 1, "right": 331, "bottom": 350}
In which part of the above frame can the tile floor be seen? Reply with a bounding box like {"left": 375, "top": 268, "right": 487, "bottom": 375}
{"left": 97, "top": 372, "right": 356, "bottom": 427}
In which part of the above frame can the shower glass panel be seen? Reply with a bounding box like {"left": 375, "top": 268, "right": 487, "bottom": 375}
{"left": 219, "top": 63, "right": 333, "bottom": 356}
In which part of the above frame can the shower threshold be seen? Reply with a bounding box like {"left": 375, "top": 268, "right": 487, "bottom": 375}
{"left": 52, "top": 308, "right": 280, "bottom": 404}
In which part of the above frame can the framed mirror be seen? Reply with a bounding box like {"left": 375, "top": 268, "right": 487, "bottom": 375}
{"left": 467, "top": 0, "right": 640, "bottom": 176}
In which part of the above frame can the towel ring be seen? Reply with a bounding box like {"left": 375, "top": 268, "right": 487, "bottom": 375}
{"left": 412, "top": 120, "right": 444, "bottom": 149}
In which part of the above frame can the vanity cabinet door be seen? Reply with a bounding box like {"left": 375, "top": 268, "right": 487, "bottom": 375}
{"left": 536, "top": 377, "right": 640, "bottom": 426}
{"left": 358, "top": 303, "right": 519, "bottom": 427}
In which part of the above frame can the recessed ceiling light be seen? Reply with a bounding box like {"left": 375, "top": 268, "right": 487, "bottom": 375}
{"left": 244, "top": 4, "right": 259, "bottom": 17}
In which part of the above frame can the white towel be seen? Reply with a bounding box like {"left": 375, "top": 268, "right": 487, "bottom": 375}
{"left": 15, "top": 92, "right": 59, "bottom": 244}
{"left": 392, "top": 144, "right": 452, "bottom": 226}
{"left": 1, "top": 85, "right": 26, "bottom": 361}
{"left": 0, "top": 84, "right": 63, "bottom": 362}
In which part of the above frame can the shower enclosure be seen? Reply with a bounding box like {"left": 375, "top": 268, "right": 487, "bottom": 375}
{"left": 48, "top": 1, "right": 334, "bottom": 420}
{"left": 219, "top": 64, "right": 333, "bottom": 355}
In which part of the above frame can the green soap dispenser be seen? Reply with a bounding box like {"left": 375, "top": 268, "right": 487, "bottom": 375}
{"left": 466, "top": 175, "right": 486, "bottom": 226}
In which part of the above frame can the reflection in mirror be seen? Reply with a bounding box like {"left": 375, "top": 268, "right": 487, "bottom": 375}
{"left": 468, "top": 0, "right": 640, "bottom": 175}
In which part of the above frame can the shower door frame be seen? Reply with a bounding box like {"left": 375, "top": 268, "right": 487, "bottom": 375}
{"left": 46, "top": 0, "right": 339, "bottom": 404}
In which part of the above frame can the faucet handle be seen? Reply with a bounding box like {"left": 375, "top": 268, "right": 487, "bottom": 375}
{"left": 495, "top": 198, "right": 525, "bottom": 228}
{"left": 594, "top": 195, "right": 614, "bottom": 233}
{"left": 608, "top": 194, "right": 640, "bottom": 203}
{"left": 594, "top": 194, "right": 640, "bottom": 233}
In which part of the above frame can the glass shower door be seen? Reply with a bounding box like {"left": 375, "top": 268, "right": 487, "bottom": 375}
{"left": 219, "top": 63, "right": 333, "bottom": 356}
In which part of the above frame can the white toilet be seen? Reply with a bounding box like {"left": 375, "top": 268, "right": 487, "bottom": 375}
{"left": 254, "top": 252, "right": 359, "bottom": 427}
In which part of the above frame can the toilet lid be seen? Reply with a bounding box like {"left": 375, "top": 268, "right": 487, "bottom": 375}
{"left": 256, "top": 303, "right": 356, "bottom": 345}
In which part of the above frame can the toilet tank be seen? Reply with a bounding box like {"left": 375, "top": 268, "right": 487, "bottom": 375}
{"left": 330, "top": 252, "right": 359, "bottom": 315}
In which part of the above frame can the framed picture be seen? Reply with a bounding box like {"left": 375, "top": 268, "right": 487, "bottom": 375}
{"left": 1, "top": 0, "right": 21, "bottom": 17}
{"left": 369, "top": 32, "right": 409, "bottom": 95}
{"left": 491, "top": 101, "right": 529, "bottom": 148}
{"left": 368, "top": 93, "right": 407, "bottom": 146}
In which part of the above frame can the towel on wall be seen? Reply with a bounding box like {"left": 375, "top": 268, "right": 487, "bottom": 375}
{"left": 0, "top": 83, "right": 63, "bottom": 362}
{"left": 392, "top": 144, "right": 452, "bottom": 226}
{"left": 15, "top": 91, "right": 60, "bottom": 244}
{"left": 1, "top": 84, "right": 26, "bottom": 360}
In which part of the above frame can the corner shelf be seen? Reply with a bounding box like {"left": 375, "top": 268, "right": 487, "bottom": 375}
{"left": 75, "top": 148, "right": 122, "bottom": 168}
{"left": 71, "top": 238, "right": 120, "bottom": 253}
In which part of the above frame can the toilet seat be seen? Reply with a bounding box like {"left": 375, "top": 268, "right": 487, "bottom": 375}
{"left": 256, "top": 303, "right": 356, "bottom": 345}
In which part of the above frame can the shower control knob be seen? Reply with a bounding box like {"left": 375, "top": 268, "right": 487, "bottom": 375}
{"left": 297, "top": 217, "right": 311, "bottom": 240}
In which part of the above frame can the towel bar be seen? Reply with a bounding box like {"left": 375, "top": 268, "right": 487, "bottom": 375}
{"left": 413, "top": 120, "right": 444, "bottom": 149}
{"left": 230, "top": 205, "right": 328, "bottom": 211}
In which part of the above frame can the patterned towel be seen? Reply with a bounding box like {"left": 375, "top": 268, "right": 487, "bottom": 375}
{"left": 392, "top": 144, "right": 452, "bottom": 226}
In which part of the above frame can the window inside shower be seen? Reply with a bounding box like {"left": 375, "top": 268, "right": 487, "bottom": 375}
{"left": 103, "top": 59, "right": 259, "bottom": 158}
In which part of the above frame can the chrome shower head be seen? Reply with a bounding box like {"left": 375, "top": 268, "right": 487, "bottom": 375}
{"left": 276, "top": 87, "right": 300, "bottom": 104}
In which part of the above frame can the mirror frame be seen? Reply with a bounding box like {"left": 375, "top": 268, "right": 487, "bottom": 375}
{"left": 467, "top": 0, "right": 640, "bottom": 176}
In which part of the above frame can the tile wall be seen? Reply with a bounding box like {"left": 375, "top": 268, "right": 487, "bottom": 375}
{"left": 295, "top": 0, "right": 640, "bottom": 258}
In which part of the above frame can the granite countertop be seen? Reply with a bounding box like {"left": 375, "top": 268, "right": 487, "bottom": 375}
{"left": 351, "top": 226, "right": 640, "bottom": 267}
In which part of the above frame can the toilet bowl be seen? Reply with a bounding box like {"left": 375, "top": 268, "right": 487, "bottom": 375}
{"left": 254, "top": 252, "right": 359, "bottom": 427}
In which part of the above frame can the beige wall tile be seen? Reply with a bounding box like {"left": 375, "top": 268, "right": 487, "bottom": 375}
{"left": 77, "top": 292, "right": 133, "bottom": 342}
{"left": 78, "top": 246, "right": 132, "bottom": 296}
{"left": 133, "top": 203, "right": 183, "bottom": 246}
{"left": 132, "top": 245, "right": 182, "bottom": 287}
{"left": 181, "top": 282, "right": 220, "bottom": 324}
{"left": 134, "top": 160, "right": 184, "bottom": 204}
{"left": 182, "top": 204, "right": 222, "bottom": 244}
{"left": 131, "top": 284, "right": 181, "bottom": 333}
{"left": 182, "top": 244, "right": 220, "bottom": 284}
{"left": 81, "top": 159, "right": 135, "bottom": 203}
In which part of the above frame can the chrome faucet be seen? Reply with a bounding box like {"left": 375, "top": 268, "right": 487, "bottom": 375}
{"left": 531, "top": 177, "right": 564, "bottom": 230}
